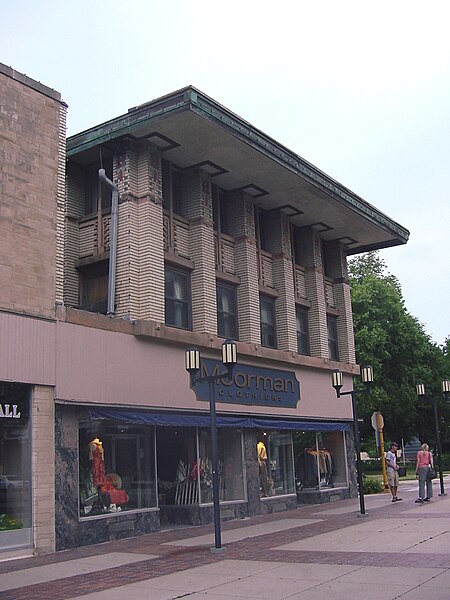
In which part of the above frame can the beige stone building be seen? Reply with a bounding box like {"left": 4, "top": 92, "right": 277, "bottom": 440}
{"left": 1, "top": 69, "right": 409, "bottom": 556}
{"left": 0, "top": 63, "right": 66, "bottom": 556}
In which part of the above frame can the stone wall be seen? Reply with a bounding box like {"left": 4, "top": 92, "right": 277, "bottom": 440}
{"left": 0, "top": 64, "right": 66, "bottom": 318}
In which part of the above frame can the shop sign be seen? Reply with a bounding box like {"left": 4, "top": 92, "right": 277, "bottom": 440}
{"left": 192, "top": 360, "right": 300, "bottom": 408}
{"left": 0, "top": 404, "right": 21, "bottom": 418}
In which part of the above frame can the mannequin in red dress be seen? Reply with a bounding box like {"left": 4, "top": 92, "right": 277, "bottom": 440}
{"left": 88, "top": 437, "right": 106, "bottom": 487}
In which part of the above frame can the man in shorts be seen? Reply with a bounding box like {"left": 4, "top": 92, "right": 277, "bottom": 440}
{"left": 386, "top": 442, "right": 402, "bottom": 502}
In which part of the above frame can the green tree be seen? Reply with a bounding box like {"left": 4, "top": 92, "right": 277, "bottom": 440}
{"left": 348, "top": 252, "right": 445, "bottom": 449}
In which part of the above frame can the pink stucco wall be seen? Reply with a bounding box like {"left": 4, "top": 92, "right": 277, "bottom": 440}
{"left": 55, "top": 322, "right": 354, "bottom": 421}
{"left": 0, "top": 312, "right": 56, "bottom": 385}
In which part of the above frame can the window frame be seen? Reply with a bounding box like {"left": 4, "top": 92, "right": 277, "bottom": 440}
{"left": 327, "top": 314, "right": 339, "bottom": 360}
{"left": 259, "top": 295, "right": 277, "bottom": 349}
{"left": 296, "top": 305, "right": 311, "bottom": 356}
{"left": 164, "top": 265, "right": 191, "bottom": 330}
{"left": 216, "top": 281, "right": 238, "bottom": 340}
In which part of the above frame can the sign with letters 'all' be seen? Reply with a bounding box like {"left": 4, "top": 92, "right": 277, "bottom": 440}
{"left": 0, "top": 404, "right": 21, "bottom": 418}
{"left": 192, "top": 359, "right": 300, "bottom": 409}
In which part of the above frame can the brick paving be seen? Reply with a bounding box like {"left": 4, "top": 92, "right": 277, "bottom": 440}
{"left": 1, "top": 481, "right": 450, "bottom": 599}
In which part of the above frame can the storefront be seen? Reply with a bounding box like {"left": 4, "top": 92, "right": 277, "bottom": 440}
{"left": 53, "top": 317, "right": 356, "bottom": 550}
{"left": 56, "top": 409, "right": 352, "bottom": 550}
{"left": 0, "top": 383, "right": 32, "bottom": 552}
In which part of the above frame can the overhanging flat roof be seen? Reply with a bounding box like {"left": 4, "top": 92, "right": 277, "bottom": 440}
{"left": 67, "top": 86, "right": 409, "bottom": 255}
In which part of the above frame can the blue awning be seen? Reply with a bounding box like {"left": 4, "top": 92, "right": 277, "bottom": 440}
{"left": 88, "top": 408, "right": 350, "bottom": 432}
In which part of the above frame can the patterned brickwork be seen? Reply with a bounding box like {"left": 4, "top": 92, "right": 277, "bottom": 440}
{"left": 184, "top": 170, "right": 216, "bottom": 333}
{"left": 115, "top": 200, "right": 138, "bottom": 318}
{"left": 138, "top": 198, "right": 165, "bottom": 321}
{"left": 32, "top": 385, "right": 56, "bottom": 554}
{"left": 296, "top": 229, "right": 329, "bottom": 358}
{"left": 189, "top": 220, "right": 217, "bottom": 333}
{"left": 55, "top": 105, "right": 67, "bottom": 305}
{"left": 0, "top": 70, "right": 63, "bottom": 317}
{"left": 334, "top": 282, "right": 356, "bottom": 363}
{"left": 266, "top": 213, "right": 297, "bottom": 351}
{"left": 273, "top": 256, "right": 297, "bottom": 351}
{"left": 225, "top": 194, "right": 260, "bottom": 343}
{"left": 322, "top": 241, "right": 355, "bottom": 363}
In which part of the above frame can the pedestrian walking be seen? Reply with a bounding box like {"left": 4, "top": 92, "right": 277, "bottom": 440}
{"left": 415, "top": 443, "right": 434, "bottom": 503}
{"left": 386, "top": 441, "right": 402, "bottom": 502}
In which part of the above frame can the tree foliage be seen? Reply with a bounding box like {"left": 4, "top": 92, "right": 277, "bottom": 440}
{"left": 348, "top": 252, "right": 448, "bottom": 449}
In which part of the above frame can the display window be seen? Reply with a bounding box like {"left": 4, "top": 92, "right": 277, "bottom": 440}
{"left": 258, "top": 431, "right": 295, "bottom": 497}
{"left": 293, "top": 430, "right": 348, "bottom": 491}
{"left": 198, "top": 428, "right": 245, "bottom": 502}
{"left": 157, "top": 427, "right": 198, "bottom": 506}
{"left": 78, "top": 423, "right": 156, "bottom": 517}
{"left": 157, "top": 427, "right": 245, "bottom": 506}
{"left": 0, "top": 383, "right": 31, "bottom": 548}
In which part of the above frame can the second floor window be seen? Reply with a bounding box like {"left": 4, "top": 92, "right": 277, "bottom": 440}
{"left": 164, "top": 266, "right": 190, "bottom": 329}
{"left": 162, "top": 159, "right": 183, "bottom": 216}
{"left": 296, "top": 306, "right": 310, "bottom": 356}
{"left": 327, "top": 314, "right": 339, "bottom": 360}
{"left": 260, "top": 295, "right": 276, "bottom": 348}
{"left": 216, "top": 282, "right": 238, "bottom": 340}
{"left": 212, "top": 186, "right": 230, "bottom": 235}
{"left": 79, "top": 260, "right": 109, "bottom": 314}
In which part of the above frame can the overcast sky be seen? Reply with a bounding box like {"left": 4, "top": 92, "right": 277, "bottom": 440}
{"left": 2, "top": 0, "right": 449, "bottom": 345}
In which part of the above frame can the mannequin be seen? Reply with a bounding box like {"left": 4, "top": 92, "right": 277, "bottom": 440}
{"left": 257, "top": 439, "right": 271, "bottom": 497}
{"left": 88, "top": 436, "right": 106, "bottom": 487}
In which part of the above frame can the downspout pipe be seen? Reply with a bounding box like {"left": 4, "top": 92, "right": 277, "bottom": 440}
{"left": 98, "top": 169, "right": 119, "bottom": 315}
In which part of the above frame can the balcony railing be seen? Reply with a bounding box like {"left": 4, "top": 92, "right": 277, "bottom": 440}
{"left": 214, "top": 232, "right": 235, "bottom": 274}
{"left": 294, "top": 264, "right": 307, "bottom": 300}
{"left": 325, "top": 277, "right": 336, "bottom": 308}
{"left": 78, "top": 212, "right": 111, "bottom": 259}
{"left": 258, "top": 250, "right": 275, "bottom": 289}
{"left": 163, "top": 213, "right": 190, "bottom": 259}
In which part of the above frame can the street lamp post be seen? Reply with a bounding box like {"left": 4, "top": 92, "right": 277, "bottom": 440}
{"left": 332, "top": 365, "right": 374, "bottom": 516}
{"left": 415, "top": 379, "right": 450, "bottom": 497}
{"left": 185, "top": 339, "right": 237, "bottom": 552}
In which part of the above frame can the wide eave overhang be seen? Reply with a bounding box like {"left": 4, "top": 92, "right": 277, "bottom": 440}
{"left": 67, "top": 86, "right": 409, "bottom": 254}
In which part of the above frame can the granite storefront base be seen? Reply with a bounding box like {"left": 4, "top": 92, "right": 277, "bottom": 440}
{"left": 297, "top": 486, "right": 351, "bottom": 505}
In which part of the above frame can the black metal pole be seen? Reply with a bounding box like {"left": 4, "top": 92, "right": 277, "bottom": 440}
{"left": 209, "top": 377, "right": 222, "bottom": 549}
{"left": 433, "top": 398, "right": 446, "bottom": 496}
{"left": 351, "top": 390, "right": 366, "bottom": 515}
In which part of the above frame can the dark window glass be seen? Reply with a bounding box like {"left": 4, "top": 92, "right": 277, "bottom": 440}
{"left": 327, "top": 315, "right": 339, "bottom": 360}
{"left": 162, "top": 159, "right": 182, "bottom": 215}
{"left": 255, "top": 207, "right": 270, "bottom": 252}
{"left": 80, "top": 261, "right": 109, "bottom": 314}
{"left": 296, "top": 306, "right": 310, "bottom": 355}
{"left": 165, "top": 267, "right": 190, "bottom": 329}
{"left": 212, "top": 187, "right": 230, "bottom": 235}
{"left": 260, "top": 296, "right": 276, "bottom": 348}
{"left": 217, "top": 282, "right": 238, "bottom": 339}
{"left": 292, "top": 226, "right": 302, "bottom": 265}
{"left": 0, "top": 383, "right": 31, "bottom": 536}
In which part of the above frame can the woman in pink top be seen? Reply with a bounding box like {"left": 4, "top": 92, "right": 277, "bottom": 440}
{"left": 415, "top": 443, "right": 434, "bottom": 503}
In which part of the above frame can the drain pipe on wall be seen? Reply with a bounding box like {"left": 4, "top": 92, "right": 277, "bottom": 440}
{"left": 98, "top": 169, "right": 119, "bottom": 315}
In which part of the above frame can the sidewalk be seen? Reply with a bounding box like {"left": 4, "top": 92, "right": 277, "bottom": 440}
{"left": 1, "top": 477, "right": 450, "bottom": 599}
